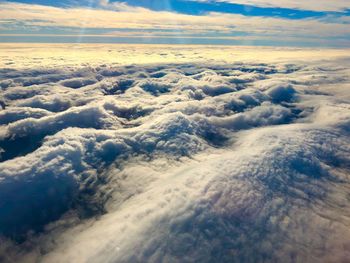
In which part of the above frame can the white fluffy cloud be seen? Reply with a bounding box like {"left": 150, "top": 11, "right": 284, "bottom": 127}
{"left": 0, "top": 46, "right": 350, "bottom": 262}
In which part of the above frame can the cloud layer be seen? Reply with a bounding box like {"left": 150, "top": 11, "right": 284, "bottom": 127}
{"left": 0, "top": 1, "right": 350, "bottom": 46}
{"left": 197, "top": 0, "right": 350, "bottom": 11}
{"left": 0, "top": 46, "right": 350, "bottom": 262}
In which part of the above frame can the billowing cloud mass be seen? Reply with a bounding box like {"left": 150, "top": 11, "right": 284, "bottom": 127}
{"left": 0, "top": 45, "right": 350, "bottom": 263}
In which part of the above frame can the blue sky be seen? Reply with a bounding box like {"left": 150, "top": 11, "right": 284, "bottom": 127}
{"left": 0, "top": 0, "right": 349, "bottom": 46}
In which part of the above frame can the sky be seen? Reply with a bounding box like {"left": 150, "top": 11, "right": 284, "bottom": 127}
{"left": 0, "top": 0, "right": 349, "bottom": 46}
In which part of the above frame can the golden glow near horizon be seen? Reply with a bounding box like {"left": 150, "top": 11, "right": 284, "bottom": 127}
{"left": 1, "top": 43, "right": 350, "bottom": 69}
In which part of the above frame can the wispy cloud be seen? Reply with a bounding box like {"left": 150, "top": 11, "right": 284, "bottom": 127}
{"left": 0, "top": 2, "right": 349, "bottom": 46}
{"left": 195, "top": 0, "right": 350, "bottom": 12}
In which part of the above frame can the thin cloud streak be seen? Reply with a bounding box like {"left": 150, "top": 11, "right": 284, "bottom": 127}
{"left": 195, "top": 0, "right": 350, "bottom": 12}
{"left": 0, "top": 1, "right": 349, "bottom": 46}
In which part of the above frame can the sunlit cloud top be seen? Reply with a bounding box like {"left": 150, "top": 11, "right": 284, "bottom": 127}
{"left": 0, "top": 0, "right": 349, "bottom": 46}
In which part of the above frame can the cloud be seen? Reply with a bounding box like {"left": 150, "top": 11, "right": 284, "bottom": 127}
{"left": 0, "top": 2, "right": 350, "bottom": 46}
{"left": 0, "top": 47, "right": 350, "bottom": 262}
{"left": 196, "top": 0, "right": 350, "bottom": 12}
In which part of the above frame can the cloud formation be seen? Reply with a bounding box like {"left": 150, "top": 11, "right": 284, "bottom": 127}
{"left": 197, "top": 0, "right": 350, "bottom": 11}
{"left": 0, "top": 1, "right": 350, "bottom": 46}
{"left": 0, "top": 46, "right": 350, "bottom": 262}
